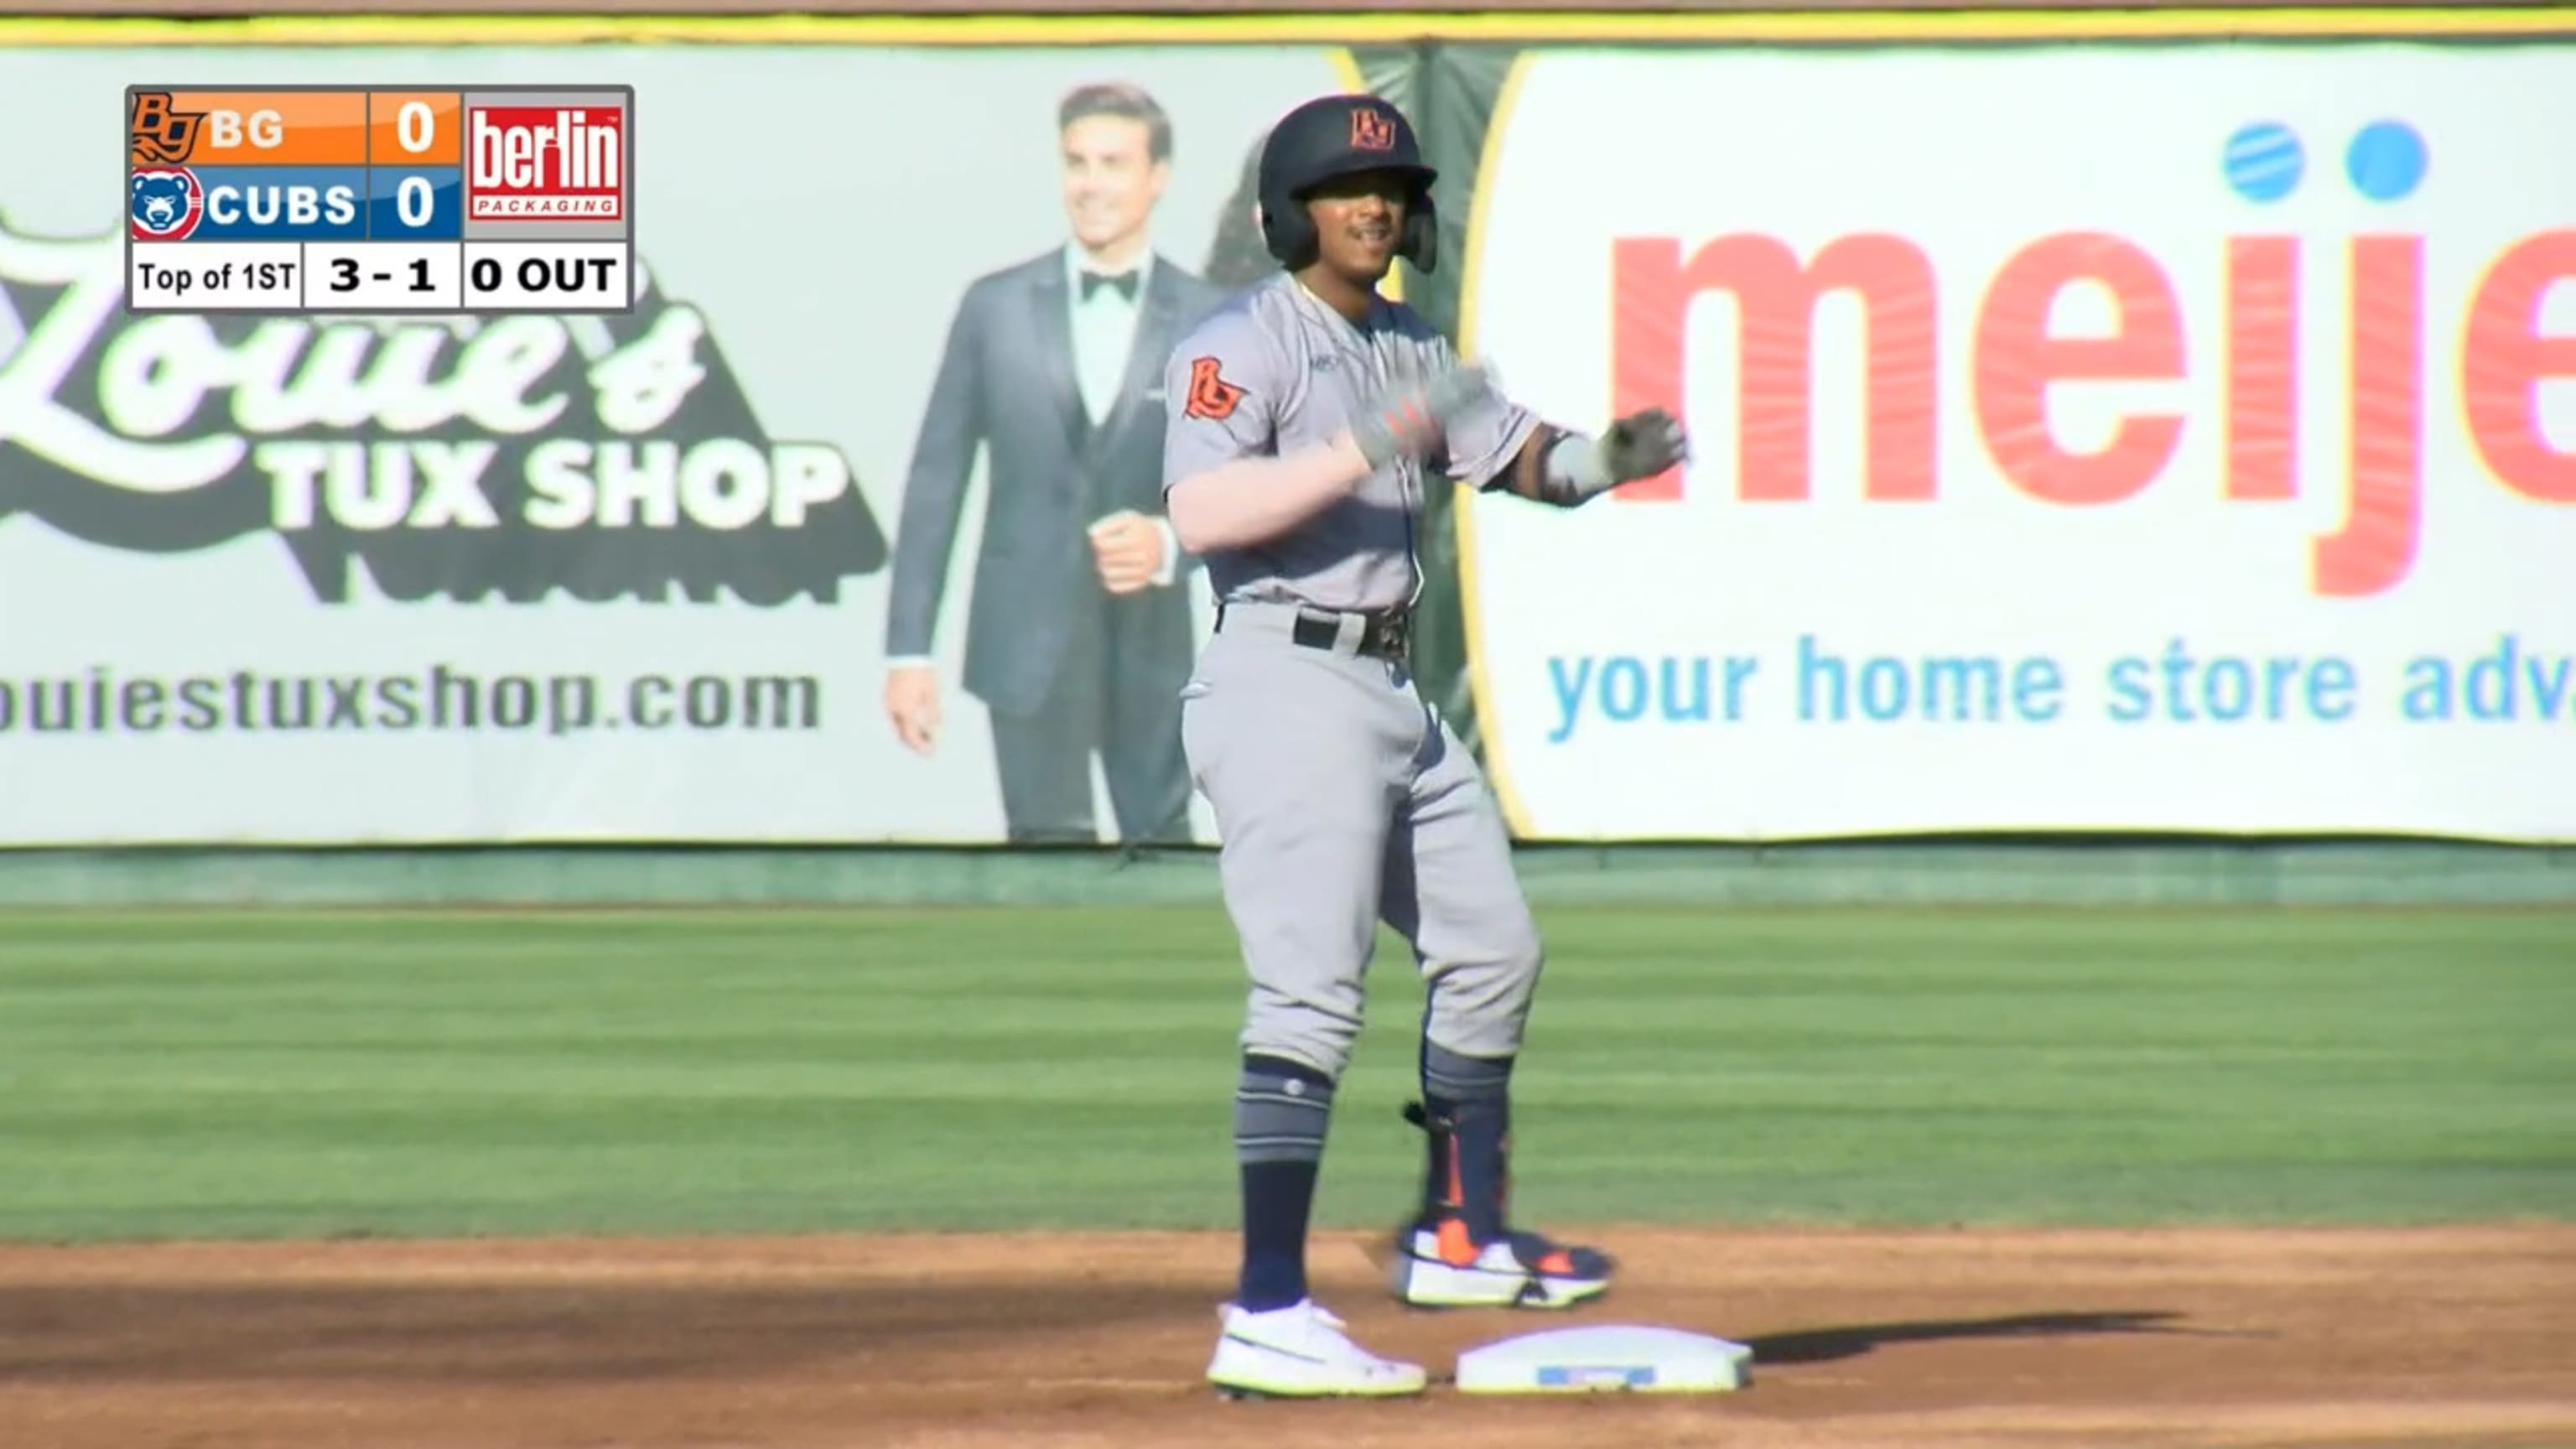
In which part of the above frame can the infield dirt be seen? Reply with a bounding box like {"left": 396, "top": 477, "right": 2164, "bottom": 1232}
{"left": 2, "top": 1224, "right": 2568, "bottom": 1448}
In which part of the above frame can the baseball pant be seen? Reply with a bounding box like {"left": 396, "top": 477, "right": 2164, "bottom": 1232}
{"left": 1179, "top": 600, "right": 1543, "bottom": 1081}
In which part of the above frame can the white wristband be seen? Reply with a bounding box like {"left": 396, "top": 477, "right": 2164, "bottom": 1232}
{"left": 1542, "top": 434, "right": 1621, "bottom": 501}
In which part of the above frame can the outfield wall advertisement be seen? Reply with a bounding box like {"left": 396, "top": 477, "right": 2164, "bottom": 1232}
{"left": 1460, "top": 43, "right": 2576, "bottom": 844}
{"left": 3, "top": 23, "right": 2570, "bottom": 848}
{"left": 0, "top": 43, "right": 1347, "bottom": 846}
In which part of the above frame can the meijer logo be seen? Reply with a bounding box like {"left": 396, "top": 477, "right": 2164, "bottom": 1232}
{"left": 468, "top": 106, "right": 623, "bottom": 220}
{"left": 1608, "top": 116, "right": 2576, "bottom": 600}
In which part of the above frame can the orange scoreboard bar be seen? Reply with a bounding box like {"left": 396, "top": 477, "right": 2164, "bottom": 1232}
{"left": 125, "top": 84, "right": 636, "bottom": 315}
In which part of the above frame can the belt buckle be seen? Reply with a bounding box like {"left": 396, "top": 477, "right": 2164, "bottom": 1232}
{"left": 1369, "top": 610, "right": 1410, "bottom": 658}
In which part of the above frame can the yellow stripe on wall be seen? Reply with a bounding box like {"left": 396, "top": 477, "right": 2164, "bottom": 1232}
{"left": 5, "top": 8, "right": 2574, "bottom": 47}
{"left": 1451, "top": 52, "right": 1539, "bottom": 840}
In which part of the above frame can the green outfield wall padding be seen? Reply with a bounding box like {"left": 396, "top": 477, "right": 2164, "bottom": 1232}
{"left": 1, "top": 843, "right": 2569, "bottom": 910}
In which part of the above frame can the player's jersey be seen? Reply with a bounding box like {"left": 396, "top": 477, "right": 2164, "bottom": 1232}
{"left": 1160, "top": 270, "right": 1540, "bottom": 615}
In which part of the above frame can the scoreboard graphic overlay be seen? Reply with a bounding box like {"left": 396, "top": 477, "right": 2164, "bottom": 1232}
{"left": 124, "top": 84, "right": 636, "bottom": 314}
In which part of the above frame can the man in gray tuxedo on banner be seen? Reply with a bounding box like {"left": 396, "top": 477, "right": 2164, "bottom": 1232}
{"left": 884, "top": 82, "right": 1224, "bottom": 845}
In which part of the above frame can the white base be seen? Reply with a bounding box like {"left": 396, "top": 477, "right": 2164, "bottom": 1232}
{"left": 1454, "top": 1324, "right": 1753, "bottom": 1394}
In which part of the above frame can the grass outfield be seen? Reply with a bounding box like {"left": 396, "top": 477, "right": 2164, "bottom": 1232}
{"left": 0, "top": 906, "right": 2567, "bottom": 1244}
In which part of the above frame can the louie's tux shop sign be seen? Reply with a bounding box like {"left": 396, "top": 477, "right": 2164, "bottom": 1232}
{"left": 0, "top": 44, "right": 1356, "bottom": 847}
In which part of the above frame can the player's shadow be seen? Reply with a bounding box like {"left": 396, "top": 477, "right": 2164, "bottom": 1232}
{"left": 1745, "top": 1308, "right": 2206, "bottom": 1365}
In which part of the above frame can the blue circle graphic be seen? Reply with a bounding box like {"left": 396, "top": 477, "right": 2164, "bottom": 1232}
{"left": 2346, "top": 120, "right": 2428, "bottom": 201}
{"left": 2223, "top": 122, "right": 2304, "bottom": 203}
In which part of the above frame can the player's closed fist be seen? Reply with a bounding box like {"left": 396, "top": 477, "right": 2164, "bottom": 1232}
{"left": 1601, "top": 408, "right": 1688, "bottom": 484}
{"left": 1351, "top": 363, "right": 1491, "bottom": 470}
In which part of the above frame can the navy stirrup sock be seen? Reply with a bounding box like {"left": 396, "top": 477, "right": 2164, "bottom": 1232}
{"left": 1234, "top": 1052, "right": 1336, "bottom": 1312}
{"left": 1416, "top": 1042, "right": 1515, "bottom": 1246}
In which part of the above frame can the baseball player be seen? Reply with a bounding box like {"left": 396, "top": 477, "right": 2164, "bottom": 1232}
{"left": 1164, "top": 93, "right": 1688, "bottom": 1399}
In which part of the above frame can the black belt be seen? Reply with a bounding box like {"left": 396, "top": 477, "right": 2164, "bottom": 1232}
{"left": 1220, "top": 604, "right": 1410, "bottom": 660}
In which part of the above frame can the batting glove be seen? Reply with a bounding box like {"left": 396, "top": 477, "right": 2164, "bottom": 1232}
{"left": 1597, "top": 407, "right": 1689, "bottom": 483}
{"left": 1351, "top": 363, "right": 1491, "bottom": 470}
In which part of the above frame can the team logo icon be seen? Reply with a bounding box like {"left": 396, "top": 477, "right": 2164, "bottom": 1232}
{"left": 129, "top": 169, "right": 205, "bottom": 241}
{"left": 1184, "top": 356, "right": 1247, "bottom": 421}
{"left": 129, "top": 90, "right": 207, "bottom": 166}
{"left": 1349, "top": 106, "right": 1396, "bottom": 152}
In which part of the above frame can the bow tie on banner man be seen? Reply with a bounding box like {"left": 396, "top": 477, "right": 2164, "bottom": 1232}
{"left": 1081, "top": 268, "right": 1141, "bottom": 303}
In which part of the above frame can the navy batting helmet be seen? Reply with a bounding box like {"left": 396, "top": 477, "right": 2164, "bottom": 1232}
{"left": 1256, "top": 93, "right": 1439, "bottom": 274}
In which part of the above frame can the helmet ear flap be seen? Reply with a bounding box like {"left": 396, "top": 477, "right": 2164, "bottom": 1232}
{"left": 1399, "top": 189, "right": 1440, "bottom": 275}
{"left": 1259, "top": 186, "right": 1317, "bottom": 269}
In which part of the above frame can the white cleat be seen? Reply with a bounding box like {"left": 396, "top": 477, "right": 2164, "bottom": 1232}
{"left": 1391, "top": 1223, "right": 1613, "bottom": 1310}
{"left": 1205, "top": 1298, "right": 1430, "bottom": 1399}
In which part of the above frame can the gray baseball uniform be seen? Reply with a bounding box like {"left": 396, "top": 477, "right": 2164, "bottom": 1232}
{"left": 1161, "top": 271, "right": 1545, "bottom": 1082}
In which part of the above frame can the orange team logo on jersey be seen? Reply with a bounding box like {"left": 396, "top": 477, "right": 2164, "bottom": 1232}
{"left": 1349, "top": 106, "right": 1395, "bottom": 152}
{"left": 1185, "top": 356, "right": 1246, "bottom": 421}
{"left": 128, "top": 91, "right": 207, "bottom": 166}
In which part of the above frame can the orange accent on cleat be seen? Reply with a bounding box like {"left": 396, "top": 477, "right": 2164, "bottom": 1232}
{"left": 1435, "top": 1216, "right": 1481, "bottom": 1268}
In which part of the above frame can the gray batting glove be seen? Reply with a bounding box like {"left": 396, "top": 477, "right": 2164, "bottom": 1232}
{"left": 1350, "top": 362, "right": 1492, "bottom": 470}
{"left": 1599, "top": 407, "right": 1689, "bottom": 483}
